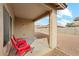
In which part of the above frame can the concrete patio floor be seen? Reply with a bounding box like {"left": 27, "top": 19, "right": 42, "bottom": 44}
{"left": 8, "top": 32, "right": 68, "bottom": 56}
{"left": 8, "top": 38, "right": 50, "bottom": 56}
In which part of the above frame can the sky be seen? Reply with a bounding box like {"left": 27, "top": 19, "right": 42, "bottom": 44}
{"left": 35, "top": 3, "right": 79, "bottom": 26}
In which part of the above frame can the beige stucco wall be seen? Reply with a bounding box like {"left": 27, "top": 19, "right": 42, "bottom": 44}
{"left": 0, "top": 4, "right": 4, "bottom": 56}
{"left": 14, "top": 18, "right": 34, "bottom": 39}
{"left": 3, "top": 4, "right": 14, "bottom": 56}
{"left": 0, "top": 4, "right": 14, "bottom": 56}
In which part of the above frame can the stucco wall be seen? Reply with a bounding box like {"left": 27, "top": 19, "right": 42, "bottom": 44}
{"left": 0, "top": 4, "right": 4, "bottom": 56}
{"left": 0, "top": 4, "right": 14, "bottom": 55}
{"left": 3, "top": 4, "right": 14, "bottom": 56}
{"left": 58, "top": 27, "right": 79, "bottom": 35}
{"left": 14, "top": 18, "right": 34, "bottom": 40}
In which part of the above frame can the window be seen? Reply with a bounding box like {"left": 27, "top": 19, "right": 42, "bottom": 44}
{"left": 3, "top": 7, "right": 10, "bottom": 46}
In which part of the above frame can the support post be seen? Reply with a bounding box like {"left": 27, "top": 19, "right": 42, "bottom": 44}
{"left": 49, "top": 9, "right": 57, "bottom": 49}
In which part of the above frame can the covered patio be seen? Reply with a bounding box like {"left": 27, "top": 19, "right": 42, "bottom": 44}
{"left": 0, "top": 3, "right": 67, "bottom": 56}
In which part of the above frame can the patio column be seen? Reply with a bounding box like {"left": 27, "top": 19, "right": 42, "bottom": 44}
{"left": 49, "top": 9, "right": 57, "bottom": 49}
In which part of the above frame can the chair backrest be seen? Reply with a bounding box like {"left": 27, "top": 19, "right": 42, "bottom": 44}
{"left": 11, "top": 37, "right": 18, "bottom": 49}
{"left": 13, "top": 35, "right": 17, "bottom": 41}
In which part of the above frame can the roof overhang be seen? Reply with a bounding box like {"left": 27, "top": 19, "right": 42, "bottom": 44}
{"left": 6, "top": 3, "right": 67, "bottom": 21}
{"left": 44, "top": 3, "right": 67, "bottom": 10}
{"left": 56, "top": 3, "right": 67, "bottom": 9}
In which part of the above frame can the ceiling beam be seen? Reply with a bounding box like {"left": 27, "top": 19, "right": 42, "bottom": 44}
{"left": 15, "top": 16, "right": 33, "bottom": 21}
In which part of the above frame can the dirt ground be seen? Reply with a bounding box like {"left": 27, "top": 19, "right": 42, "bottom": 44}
{"left": 57, "top": 32, "right": 79, "bottom": 56}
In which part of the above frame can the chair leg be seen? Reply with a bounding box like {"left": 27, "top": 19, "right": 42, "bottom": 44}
{"left": 16, "top": 50, "right": 22, "bottom": 56}
{"left": 19, "top": 50, "right": 27, "bottom": 56}
{"left": 30, "top": 48, "right": 32, "bottom": 53}
{"left": 16, "top": 50, "right": 19, "bottom": 56}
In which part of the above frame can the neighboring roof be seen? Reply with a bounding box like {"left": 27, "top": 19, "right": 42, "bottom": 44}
{"left": 74, "top": 17, "right": 79, "bottom": 21}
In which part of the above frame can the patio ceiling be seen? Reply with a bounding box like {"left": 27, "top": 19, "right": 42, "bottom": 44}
{"left": 10, "top": 3, "right": 67, "bottom": 21}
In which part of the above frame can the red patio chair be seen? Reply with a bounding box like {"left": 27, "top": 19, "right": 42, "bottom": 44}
{"left": 11, "top": 36, "right": 32, "bottom": 56}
